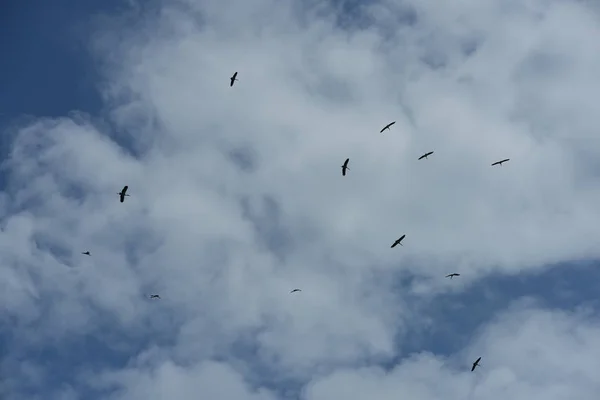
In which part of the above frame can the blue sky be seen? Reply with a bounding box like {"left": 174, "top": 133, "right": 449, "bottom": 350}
{"left": 0, "top": 1, "right": 117, "bottom": 123}
{"left": 2, "top": 0, "right": 600, "bottom": 399}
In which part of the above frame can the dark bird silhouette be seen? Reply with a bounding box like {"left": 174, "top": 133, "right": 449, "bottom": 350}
{"left": 446, "top": 273, "right": 460, "bottom": 279}
{"left": 418, "top": 151, "right": 434, "bottom": 160}
{"left": 290, "top": 289, "right": 301, "bottom": 293}
{"left": 341, "top": 158, "right": 350, "bottom": 176}
{"left": 471, "top": 357, "right": 482, "bottom": 371}
{"left": 379, "top": 121, "right": 396, "bottom": 133}
{"left": 118, "top": 185, "right": 130, "bottom": 203}
{"left": 391, "top": 234, "right": 406, "bottom": 248}
{"left": 230, "top": 72, "right": 238, "bottom": 87}
{"left": 380, "top": 121, "right": 396, "bottom": 133}
{"left": 491, "top": 158, "right": 510, "bottom": 166}
{"left": 82, "top": 251, "right": 91, "bottom": 256}
{"left": 149, "top": 294, "right": 161, "bottom": 299}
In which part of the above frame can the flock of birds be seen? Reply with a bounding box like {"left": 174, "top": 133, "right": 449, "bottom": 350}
{"left": 230, "top": 73, "right": 503, "bottom": 372}
{"left": 78, "top": 71, "right": 511, "bottom": 374}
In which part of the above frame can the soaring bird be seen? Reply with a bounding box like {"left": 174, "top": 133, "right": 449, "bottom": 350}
{"left": 82, "top": 251, "right": 91, "bottom": 256}
{"left": 118, "top": 185, "right": 130, "bottom": 203}
{"left": 290, "top": 289, "right": 301, "bottom": 293}
{"left": 391, "top": 235, "right": 406, "bottom": 248}
{"left": 446, "top": 273, "right": 460, "bottom": 279}
{"left": 230, "top": 72, "right": 238, "bottom": 87}
{"left": 149, "top": 294, "right": 161, "bottom": 299}
{"left": 341, "top": 158, "right": 350, "bottom": 176}
{"left": 380, "top": 121, "right": 396, "bottom": 133}
{"left": 491, "top": 158, "right": 510, "bottom": 166}
{"left": 418, "top": 151, "right": 434, "bottom": 160}
{"left": 471, "top": 357, "right": 482, "bottom": 371}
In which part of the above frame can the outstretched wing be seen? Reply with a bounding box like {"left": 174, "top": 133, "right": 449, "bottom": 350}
{"left": 471, "top": 356, "right": 481, "bottom": 371}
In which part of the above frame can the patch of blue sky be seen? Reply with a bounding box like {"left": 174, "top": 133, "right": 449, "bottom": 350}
{"left": 398, "top": 260, "right": 600, "bottom": 362}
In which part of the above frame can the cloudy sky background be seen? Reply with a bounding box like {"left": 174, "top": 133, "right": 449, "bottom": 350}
{"left": 1, "top": 0, "right": 600, "bottom": 398}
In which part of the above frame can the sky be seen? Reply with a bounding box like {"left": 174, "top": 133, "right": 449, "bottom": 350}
{"left": 1, "top": 0, "right": 600, "bottom": 398}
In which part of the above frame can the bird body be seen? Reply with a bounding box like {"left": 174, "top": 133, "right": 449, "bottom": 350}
{"left": 82, "top": 251, "right": 90, "bottom": 256}
{"left": 471, "top": 357, "right": 481, "bottom": 371}
{"left": 149, "top": 294, "right": 161, "bottom": 299}
{"left": 491, "top": 158, "right": 510, "bottom": 166}
{"left": 446, "top": 273, "right": 460, "bottom": 279}
{"left": 118, "top": 185, "right": 130, "bottom": 203}
{"left": 418, "top": 151, "right": 434, "bottom": 160}
{"left": 230, "top": 72, "right": 238, "bottom": 87}
{"left": 391, "top": 234, "right": 406, "bottom": 248}
{"left": 380, "top": 121, "right": 396, "bottom": 133}
{"left": 341, "top": 158, "right": 350, "bottom": 176}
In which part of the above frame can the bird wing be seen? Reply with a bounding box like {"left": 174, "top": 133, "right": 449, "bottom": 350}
{"left": 233, "top": 72, "right": 237, "bottom": 79}
{"left": 391, "top": 242, "right": 397, "bottom": 248}
{"left": 122, "top": 185, "right": 128, "bottom": 194}
{"left": 503, "top": 158, "right": 510, "bottom": 163}
{"left": 399, "top": 234, "right": 405, "bottom": 242}
{"left": 418, "top": 154, "right": 425, "bottom": 160}
{"left": 491, "top": 161, "right": 499, "bottom": 166}
{"left": 344, "top": 158, "right": 349, "bottom": 166}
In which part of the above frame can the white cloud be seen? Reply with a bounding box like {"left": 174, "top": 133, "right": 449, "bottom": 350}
{"left": 2, "top": 0, "right": 600, "bottom": 398}
{"left": 304, "top": 305, "right": 600, "bottom": 400}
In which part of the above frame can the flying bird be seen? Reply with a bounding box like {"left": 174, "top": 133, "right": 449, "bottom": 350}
{"left": 341, "top": 158, "right": 350, "bottom": 176}
{"left": 380, "top": 121, "right": 396, "bottom": 133}
{"left": 418, "top": 151, "right": 434, "bottom": 160}
{"left": 471, "top": 357, "right": 482, "bottom": 371}
{"left": 446, "top": 273, "right": 460, "bottom": 279}
{"left": 82, "top": 251, "right": 91, "bottom": 256}
{"left": 118, "top": 185, "right": 130, "bottom": 203}
{"left": 149, "top": 294, "right": 161, "bottom": 299}
{"left": 230, "top": 72, "right": 238, "bottom": 87}
{"left": 491, "top": 158, "right": 510, "bottom": 166}
{"left": 290, "top": 289, "right": 301, "bottom": 293}
{"left": 391, "top": 235, "right": 406, "bottom": 248}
